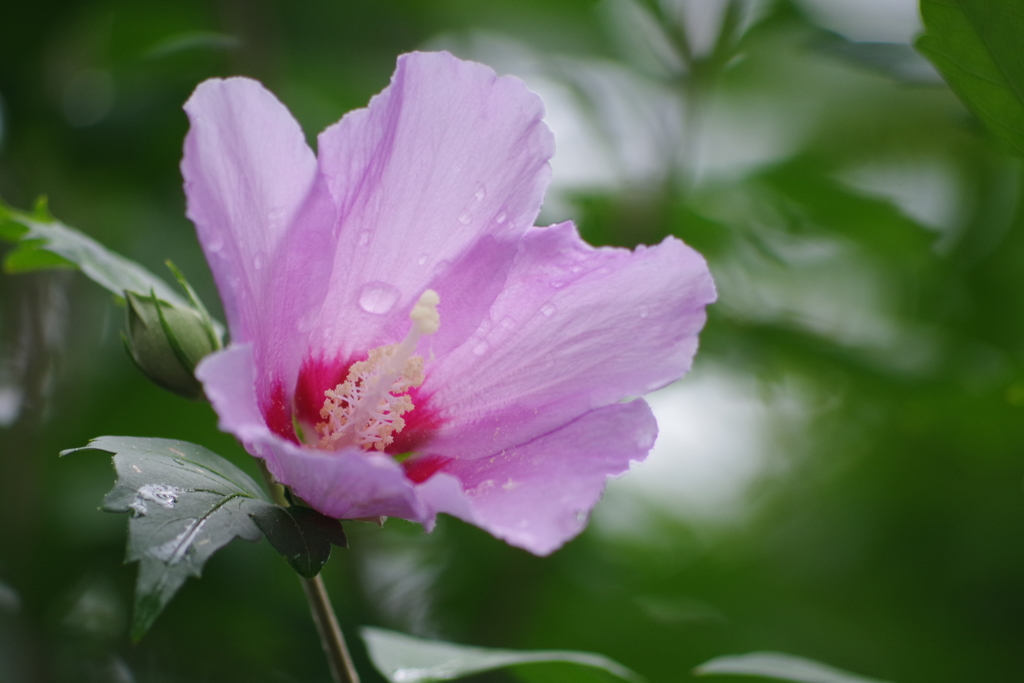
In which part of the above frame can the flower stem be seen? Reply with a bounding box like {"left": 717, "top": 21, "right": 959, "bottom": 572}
{"left": 301, "top": 574, "right": 361, "bottom": 683}
{"left": 259, "top": 462, "right": 361, "bottom": 683}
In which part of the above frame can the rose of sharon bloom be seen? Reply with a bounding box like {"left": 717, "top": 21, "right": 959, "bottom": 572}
{"left": 183, "top": 51, "right": 716, "bottom": 555}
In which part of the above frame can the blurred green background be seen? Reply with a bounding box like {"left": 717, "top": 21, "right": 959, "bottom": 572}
{"left": 2, "top": 0, "right": 1024, "bottom": 681}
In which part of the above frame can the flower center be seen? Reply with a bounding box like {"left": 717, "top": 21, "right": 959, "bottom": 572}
{"left": 315, "top": 289, "right": 440, "bottom": 451}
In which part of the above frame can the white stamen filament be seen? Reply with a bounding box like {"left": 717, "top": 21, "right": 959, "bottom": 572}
{"left": 316, "top": 289, "right": 440, "bottom": 451}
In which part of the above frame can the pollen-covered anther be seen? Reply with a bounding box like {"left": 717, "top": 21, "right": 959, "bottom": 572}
{"left": 315, "top": 290, "right": 439, "bottom": 452}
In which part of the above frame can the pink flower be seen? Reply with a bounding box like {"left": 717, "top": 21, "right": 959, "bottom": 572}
{"left": 183, "top": 51, "right": 715, "bottom": 555}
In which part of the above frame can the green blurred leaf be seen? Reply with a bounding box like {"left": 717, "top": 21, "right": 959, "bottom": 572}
{"left": 0, "top": 197, "right": 187, "bottom": 304}
{"left": 817, "top": 38, "right": 942, "bottom": 84}
{"left": 0, "top": 196, "right": 224, "bottom": 339}
{"left": 4, "top": 241, "right": 76, "bottom": 272}
{"left": 917, "top": 0, "right": 1024, "bottom": 157}
{"left": 756, "top": 157, "right": 933, "bottom": 258}
{"left": 62, "top": 437, "right": 274, "bottom": 641}
{"left": 694, "top": 652, "right": 892, "bottom": 683}
{"left": 361, "top": 627, "right": 642, "bottom": 683}
{"left": 145, "top": 30, "right": 241, "bottom": 59}
{"left": 251, "top": 505, "right": 347, "bottom": 579}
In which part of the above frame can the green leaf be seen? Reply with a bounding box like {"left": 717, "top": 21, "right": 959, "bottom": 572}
{"left": 694, "top": 652, "right": 892, "bottom": 683}
{"left": 916, "top": 0, "right": 1024, "bottom": 157}
{"left": 0, "top": 198, "right": 187, "bottom": 304}
{"left": 817, "top": 38, "right": 942, "bottom": 85}
{"left": 0, "top": 195, "right": 224, "bottom": 340}
{"left": 251, "top": 505, "right": 347, "bottom": 579}
{"left": 755, "top": 156, "right": 933, "bottom": 259}
{"left": 4, "top": 241, "right": 76, "bottom": 272}
{"left": 361, "top": 627, "right": 642, "bottom": 683}
{"left": 62, "top": 437, "right": 274, "bottom": 641}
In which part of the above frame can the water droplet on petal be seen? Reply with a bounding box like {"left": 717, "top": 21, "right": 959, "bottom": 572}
{"left": 500, "top": 316, "right": 516, "bottom": 330}
{"left": 253, "top": 254, "right": 265, "bottom": 271}
{"left": 457, "top": 211, "right": 471, "bottom": 225}
{"left": 474, "top": 184, "right": 486, "bottom": 201}
{"left": 205, "top": 236, "right": 224, "bottom": 252}
{"left": 358, "top": 282, "right": 400, "bottom": 315}
{"left": 494, "top": 210, "right": 507, "bottom": 225}
{"left": 472, "top": 341, "right": 489, "bottom": 356}
{"left": 417, "top": 254, "right": 428, "bottom": 266}
{"left": 551, "top": 281, "right": 566, "bottom": 289}
{"left": 541, "top": 303, "right": 556, "bottom": 317}
{"left": 358, "top": 230, "right": 370, "bottom": 247}
{"left": 639, "top": 306, "right": 649, "bottom": 319}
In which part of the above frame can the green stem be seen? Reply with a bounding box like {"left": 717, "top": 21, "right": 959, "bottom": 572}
{"left": 260, "top": 463, "right": 361, "bottom": 683}
{"left": 302, "top": 574, "right": 361, "bottom": 683}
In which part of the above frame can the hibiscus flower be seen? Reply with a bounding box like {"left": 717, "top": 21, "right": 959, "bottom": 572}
{"left": 183, "top": 51, "right": 715, "bottom": 555}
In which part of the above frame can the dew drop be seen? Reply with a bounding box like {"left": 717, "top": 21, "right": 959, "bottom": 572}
{"left": 205, "top": 236, "right": 224, "bottom": 252}
{"left": 639, "top": 305, "right": 650, "bottom": 319}
{"left": 358, "top": 230, "right": 371, "bottom": 247}
{"left": 457, "top": 211, "right": 471, "bottom": 225}
{"left": 551, "top": 281, "right": 566, "bottom": 289}
{"left": 500, "top": 316, "right": 516, "bottom": 330}
{"left": 131, "top": 483, "right": 185, "bottom": 516}
{"left": 358, "top": 281, "right": 400, "bottom": 315}
{"left": 417, "top": 253, "right": 428, "bottom": 266}
{"left": 494, "top": 210, "right": 507, "bottom": 225}
{"left": 474, "top": 184, "right": 487, "bottom": 201}
{"left": 253, "top": 254, "right": 265, "bottom": 271}
{"left": 472, "top": 341, "right": 489, "bottom": 356}
{"left": 540, "top": 303, "right": 556, "bottom": 317}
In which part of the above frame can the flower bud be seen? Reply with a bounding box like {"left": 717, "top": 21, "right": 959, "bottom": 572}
{"left": 122, "top": 290, "right": 217, "bottom": 400}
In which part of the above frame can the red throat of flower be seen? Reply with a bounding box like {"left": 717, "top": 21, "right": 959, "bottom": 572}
{"left": 307, "top": 289, "right": 440, "bottom": 453}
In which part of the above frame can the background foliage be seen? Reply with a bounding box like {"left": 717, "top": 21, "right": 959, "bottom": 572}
{"left": 2, "top": 0, "right": 1023, "bottom": 682}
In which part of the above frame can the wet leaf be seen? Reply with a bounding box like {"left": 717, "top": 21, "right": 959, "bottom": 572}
{"left": 251, "top": 505, "right": 347, "bottom": 578}
{"left": 62, "top": 437, "right": 274, "bottom": 641}
{"left": 917, "top": 0, "right": 1024, "bottom": 157}
{"left": 694, "top": 652, "right": 892, "bottom": 683}
{"left": 361, "top": 627, "right": 642, "bottom": 683}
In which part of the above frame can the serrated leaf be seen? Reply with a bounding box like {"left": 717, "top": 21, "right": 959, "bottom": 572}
{"left": 62, "top": 437, "right": 274, "bottom": 640}
{"left": 694, "top": 652, "right": 892, "bottom": 683}
{"left": 0, "top": 196, "right": 224, "bottom": 339}
{"left": 251, "top": 505, "right": 347, "bottom": 578}
{"left": 916, "top": 0, "right": 1024, "bottom": 157}
{"left": 361, "top": 627, "right": 642, "bottom": 683}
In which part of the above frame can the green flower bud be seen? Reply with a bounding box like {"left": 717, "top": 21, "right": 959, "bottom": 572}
{"left": 122, "top": 290, "right": 217, "bottom": 400}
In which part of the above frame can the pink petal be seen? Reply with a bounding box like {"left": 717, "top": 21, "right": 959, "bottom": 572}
{"left": 422, "top": 222, "right": 716, "bottom": 459}
{"left": 183, "top": 78, "right": 338, "bottom": 414}
{"left": 309, "top": 51, "right": 555, "bottom": 362}
{"left": 418, "top": 399, "right": 658, "bottom": 555}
